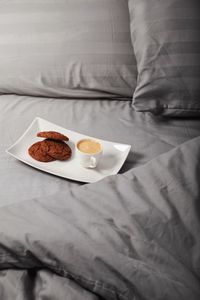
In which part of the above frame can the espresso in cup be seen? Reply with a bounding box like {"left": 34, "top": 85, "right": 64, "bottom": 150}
{"left": 77, "top": 139, "right": 101, "bottom": 154}
{"left": 76, "top": 139, "right": 103, "bottom": 168}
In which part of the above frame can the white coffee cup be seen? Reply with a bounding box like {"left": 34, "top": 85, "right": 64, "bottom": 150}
{"left": 76, "top": 138, "right": 103, "bottom": 168}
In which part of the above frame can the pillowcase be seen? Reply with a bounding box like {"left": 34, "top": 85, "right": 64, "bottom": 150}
{"left": 0, "top": 0, "right": 137, "bottom": 99}
{"left": 128, "top": 0, "right": 200, "bottom": 116}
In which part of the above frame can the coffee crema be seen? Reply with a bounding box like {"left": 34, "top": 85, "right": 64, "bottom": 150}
{"left": 77, "top": 139, "right": 101, "bottom": 154}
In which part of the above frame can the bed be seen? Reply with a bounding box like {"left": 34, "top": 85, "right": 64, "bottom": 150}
{"left": 0, "top": 1, "right": 200, "bottom": 300}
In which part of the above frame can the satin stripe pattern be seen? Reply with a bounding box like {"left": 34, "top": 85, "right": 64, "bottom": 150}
{"left": 128, "top": 0, "right": 200, "bottom": 116}
{"left": 0, "top": 0, "right": 137, "bottom": 99}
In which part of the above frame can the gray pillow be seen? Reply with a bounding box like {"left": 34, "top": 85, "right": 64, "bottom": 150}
{"left": 0, "top": 0, "right": 137, "bottom": 99}
{"left": 128, "top": 0, "right": 200, "bottom": 116}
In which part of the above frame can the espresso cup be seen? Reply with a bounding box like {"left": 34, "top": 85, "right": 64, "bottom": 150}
{"left": 76, "top": 138, "right": 103, "bottom": 168}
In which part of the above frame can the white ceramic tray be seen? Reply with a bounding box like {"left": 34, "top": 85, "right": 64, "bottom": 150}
{"left": 6, "top": 117, "right": 131, "bottom": 183}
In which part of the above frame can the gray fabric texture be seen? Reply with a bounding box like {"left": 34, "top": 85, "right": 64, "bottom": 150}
{"left": 0, "top": 0, "right": 137, "bottom": 99}
{"left": 1, "top": 95, "right": 200, "bottom": 207}
{"left": 128, "top": 0, "right": 200, "bottom": 116}
{"left": 0, "top": 95, "right": 200, "bottom": 298}
{"left": 0, "top": 136, "right": 200, "bottom": 300}
{"left": 0, "top": 270, "right": 101, "bottom": 300}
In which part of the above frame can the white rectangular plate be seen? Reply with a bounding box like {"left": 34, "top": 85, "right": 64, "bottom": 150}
{"left": 6, "top": 117, "right": 131, "bottom": 183}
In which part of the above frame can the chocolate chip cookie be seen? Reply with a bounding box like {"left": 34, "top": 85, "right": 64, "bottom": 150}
{"left": 41, "top": 139, "right": 72, "bottom": 161}
{"left": 28, "top": 141, "right": 56, "bottom": 162}
{"left": 37, "top": 131, "right": 69, "bottom": 141}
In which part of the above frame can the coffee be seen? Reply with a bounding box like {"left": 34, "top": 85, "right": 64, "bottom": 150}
{"left": 77, "top": 139, "right": 101, "bottom": 154}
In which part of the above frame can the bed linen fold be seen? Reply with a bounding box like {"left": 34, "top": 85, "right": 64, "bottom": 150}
{"left": 0, "top": 136, "right": 199, "bottom": 300}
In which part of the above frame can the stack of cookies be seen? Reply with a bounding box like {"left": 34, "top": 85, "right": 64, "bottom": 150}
{"left": 28, "top": 131, "right": 72, "bottom": 162}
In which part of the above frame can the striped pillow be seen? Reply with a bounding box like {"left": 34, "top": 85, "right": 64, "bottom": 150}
{"left": 128, "top": 0, "right": 200, "bottom": 116}
{"left": 0, "top": 0, "right": 137, "bottom": 99}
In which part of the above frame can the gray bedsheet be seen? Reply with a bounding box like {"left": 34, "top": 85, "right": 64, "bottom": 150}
{"left": 0, "top": 95, "right": 200, "bottom": 299}
{"left": 0, "top": 136, "right": 200, "bottom": 300}
{"left": 0, "top": 94, "right": 200, "bottom": 207}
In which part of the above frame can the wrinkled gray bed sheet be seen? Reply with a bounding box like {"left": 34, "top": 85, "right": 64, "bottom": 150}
{"left": 0, "top": 95, "right": 200, "bottom": 300}
{"left": 0, "top": 94, "right": 200, "bottom": 206}
{"left": 0, "top": 135, "right": 200, "bottom": 300}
